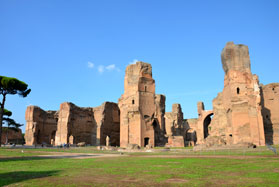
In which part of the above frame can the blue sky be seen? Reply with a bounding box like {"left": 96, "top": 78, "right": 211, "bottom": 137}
{"left": 1, "top": 0, "right": 278, "bottom": 132}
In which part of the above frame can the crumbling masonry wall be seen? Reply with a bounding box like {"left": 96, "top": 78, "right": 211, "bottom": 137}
{"left": 261, "top": 83, "right": 279, "bottom": 145}
{"left": 165, "top": 104, "right": 186, "bottom": 147}
{"left": 25, "top": 106, "right": 57, "bottom": 145}
{"left": 54, "top": 102, "right": 120, "bottom": 146}
{"left": 55, "top": 102, "right": 96, "bottom": 146}
{"left": 1, "top": 128, "right": 23, "bottom": 145}
{"left": 93, "top": 102, "right": 120, "bottom": 146}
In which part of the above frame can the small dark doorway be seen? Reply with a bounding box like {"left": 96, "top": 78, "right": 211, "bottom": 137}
{"left": 144, "top": 138, "right": 149, "bottom": 147}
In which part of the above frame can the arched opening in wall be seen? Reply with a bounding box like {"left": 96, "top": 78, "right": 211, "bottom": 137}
{"left": 145, "top": 86, "right": 147, "bottom": 92}
{"left": 144, "top": 138, "right": 149, "bottom": 147}
{"left": 153, "top": 119, "right": 161, "bottom": 146}
{"left": 237, "top": 87, "right": 240, "bottom": 95}
{"left": 203, "top": 113, "right": 214, "bottom": 139}
{"left": 132, "top": 99, "right": 135, "bottom": 105}
{"left": 51, "top": 131, "right": 56, "bottom": 145}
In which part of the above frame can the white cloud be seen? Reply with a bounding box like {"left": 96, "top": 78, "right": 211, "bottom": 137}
{"left": 129, "top": 59, "right": 139, "bottom": 64}
{"left": 105, "top": 64, "right": 116, "bottom": 71}
{"left": 98, "top": 65, "right": 105, "bottom": 73}
{"left": 87, "top": 61, "right": 94, "bottom": 68}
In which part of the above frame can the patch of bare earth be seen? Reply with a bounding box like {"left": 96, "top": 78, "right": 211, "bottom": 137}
{"left": 165, "top": 178, "right": 188, "bottom": 183}
{"left": 43, "top": 175, "right": 158, "bottom": 187}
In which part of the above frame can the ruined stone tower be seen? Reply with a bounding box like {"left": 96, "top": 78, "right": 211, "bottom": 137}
{"left": 209, "top": 42, "right": 265, "bottom": 146}
{"left": 118, "top": 61, "right": 159, "bottom": 147}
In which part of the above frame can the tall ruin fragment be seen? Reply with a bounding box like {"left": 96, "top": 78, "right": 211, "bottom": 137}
{"left": 206, "top": 42, "right": 265, "bottom": 146}
{"left": 118, "top": 61, "right": 166, "bottom": 147}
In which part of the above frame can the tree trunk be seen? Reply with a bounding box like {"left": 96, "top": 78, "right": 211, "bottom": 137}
{"left": 0, "top": 94, "right": 6, "bottom": 147}
{"left": 0, "top": 110, "right": 3, "bottom": 147}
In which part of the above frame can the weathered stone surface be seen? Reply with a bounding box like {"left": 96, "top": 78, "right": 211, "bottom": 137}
{"left": 165, "top": 104, "right": 184, "bottom": 136}
{"left": 118, "top": 61, "right": 166, "bottom": 148}
{"left": 208, "top": 42, "right": 265, "bottom": 146}
{"left": 166, "top": 136, "right": 185, "bottom": 147}
{"left": 55, "top": 102, "right": 95, "bottom": 146}
{"left": 221, "top": 42, "right": 251, "bottom": 74}
{"left": 261, "top": 83, "right": 279, "bottom": 145}
{"left": 55, "top": 102, "right": 120, "bottom": 146}
{"left": 1, "top": 127, "right": 23, "bottom": 144}
{"left": 93, "top": 102, "right": 120, "bottom": 146}
{"left": 25, "top": 106, "right": 57, "bottom": 145}
{"left": 195, "top": 102, "right": 213, "bottom": 145}
{"left": 126, "top": 144, "right": 140, "bottom": 150}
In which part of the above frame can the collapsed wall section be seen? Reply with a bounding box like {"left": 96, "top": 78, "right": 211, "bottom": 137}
{"left": 93, "top": 102, "right": 120, "bottom": 146}
{"left": 25, "top": 106, "right": 57, "bottom": 145}
{"left": 55, "top": 102, "right": 96, "bottom": 146}
{"left": 54, "top": 102, "right": 120, "bottom": 146}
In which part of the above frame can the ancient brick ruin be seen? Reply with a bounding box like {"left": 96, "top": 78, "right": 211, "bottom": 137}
{"left": 25, "top": 102, "right": 120, "bottom": 146}
{"left": 25, "top": 42, "right": 279, "bottom": 147}
{"left": 25, "top": 106, "right": 57, "bottom": 145}
{"left": 261, "top": 83, "right": 279, "bottom": 145}
{"left": 1, "top": 127, "right": 23, "bottom": 145}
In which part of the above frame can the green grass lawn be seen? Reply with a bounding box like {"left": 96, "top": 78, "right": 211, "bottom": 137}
{"left": 0, "top": 147, "right": 279, "bottom": 186}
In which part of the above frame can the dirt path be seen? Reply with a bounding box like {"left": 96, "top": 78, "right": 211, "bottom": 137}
{"left": 37, "top": 152, "right": 126, "bottom": 159}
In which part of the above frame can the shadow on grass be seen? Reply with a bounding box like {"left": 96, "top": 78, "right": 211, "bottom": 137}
{"left": 0, "top": 156, "right": 56, "bottom": 163}
{"left": 0, "top": 170, "right": 60, "bottom": 186}
{"left": 0, "top": 154, "right": 100, "bottom": 163}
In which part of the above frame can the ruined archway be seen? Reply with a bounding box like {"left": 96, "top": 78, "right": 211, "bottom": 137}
{"left": 203, "top": 113, "right": 213, "bottom": 139}
{"left": 196, "top": 110, "right": 214, "bottom": 144}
